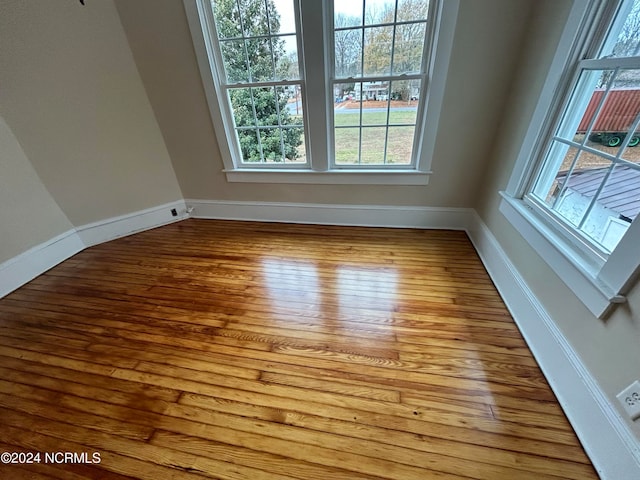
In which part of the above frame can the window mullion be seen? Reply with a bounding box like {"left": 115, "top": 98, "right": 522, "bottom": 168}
{"left": 300, "top": 0, "right": 329, "bottom": 170}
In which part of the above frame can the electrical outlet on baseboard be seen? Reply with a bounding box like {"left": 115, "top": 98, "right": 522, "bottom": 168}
{"left": 616, "top": 380, "right": 640, "bottom": 421}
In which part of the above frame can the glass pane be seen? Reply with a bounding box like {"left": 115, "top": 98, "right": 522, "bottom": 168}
{"left": 252, "top": 87, "right": 280, "bottom": 126}
{"left": 241, "top": 0, "right": 268, "bottom": 36}
{"left": 397, "top": 0, "right": 429, "bottom": 22}
{"left": 390, "top": 79, "right": 420, "bottom": 104}
{"left": 335, "top": 29, "right": 362, "bottom": 78}
{"left": 386, "top": 126, "right": 415, "bottom": 164}
{"left": 228, "top": 88, "right": 256, "bottom": 127}
{"left": 334, "top": 0, "right": 363, "bottom": 27}
{"left": 393, "top": 23, "right": 426, "bottom": 74}
{"left": 621, "top": 125, "right": 640, "bottom": 163}
{"left": 237, "top": 129, "right": 262, "bottom": 162}
{"left": 213, "top": 0, "right": 242, "bottom": 38}
{"left": 335, "top": 127, "right": 360, "bottom": 164}
{"left": 576, "top": 70, "right": 640, "bottom": 154}
{"left": 275, "top": 34, "right": 300, "bottom": 80}
{"left": 364, "top": 26, "right": 393, "bottom": 76}
{"left": 272, "top": 0, "right": 297, "bottom": 34}
{"left": 283, "top": 85, "right": 304, "bottom": 125}
{"left": 260, "top": 128, "right": 284, "bottom": 162}
{"left": 365, "top": 0, "right": 394, "bottom": 25}
{"left": 246, "top": 38, "right": 275, "bottom": 81}
{"left": 360, "top": 127, "right": 387, "bottom": 164}
{"left": 361, "top": 82, "right": 390, "bottom": 125}
{"left": 604, "top": 0, "right": 640, "bottom": 58}
{"left": 220, "top": 40, "right": 249, "bottom": 82}
{"left": 535, "top": 141, "right": 614, "bottom": 226}
{"left": 334, "top": 82, "right": 361, "bottom": 126}
{"left": 579, "top": 164, "right": 638, "bottom": 251}
{"left": 283, "top": 127, "right": 306, "bottom": 163}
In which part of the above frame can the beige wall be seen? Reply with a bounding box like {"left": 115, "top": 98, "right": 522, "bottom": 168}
{"left": 0, "top": 114, "right": 74, "bottom": 264}
{"left": 116, "top": 0, "right": 533, "bottom": 207}
{"left": 0, "top": 0, "right": 183, "bottom": 227}
{"left": 476, "top": 0, "right": 640, "bottom": 437}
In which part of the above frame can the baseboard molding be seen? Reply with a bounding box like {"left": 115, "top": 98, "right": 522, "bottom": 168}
{"left": 466, "top": 211, "right": 640, "bottom": 480}
{"left": 77, "top": 200, "right": 188, "bottom": 247}
{"left": 186, "top": 199, "right": 474, "bottom": 230}
{"left": 0, "top": 229, "right": 85, "bottom": 298}
{"left": 0, "top": 200, "right": 188, "bottom": 298}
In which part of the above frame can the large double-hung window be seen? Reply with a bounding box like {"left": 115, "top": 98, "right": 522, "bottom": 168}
{"left": 184, "top": 0, "right": 457, "bottom": 184}
{"left": 502, "top": 0, "right": 640, "bottom": 318}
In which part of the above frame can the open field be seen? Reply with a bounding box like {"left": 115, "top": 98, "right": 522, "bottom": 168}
{"left": 334, "top": 109, "right": 417, "bottom": 164}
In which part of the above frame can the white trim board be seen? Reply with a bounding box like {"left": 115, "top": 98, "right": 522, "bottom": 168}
{"left": 466, "top": 211, "right": 640, "bottom": 480}
{"left": 186, "top": 199, "right": 473, "bottom": 230}
{"left": 77, "top": 200, "right": 188, "bottom": 247}
{"left": 0, "top": 229, "right": 85, "bottom": 298}
{"left": 0, "top": 199, "right": 188, "bottom": 299}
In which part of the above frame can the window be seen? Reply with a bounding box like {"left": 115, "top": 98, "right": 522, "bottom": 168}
{"left": 184, "top": 0, "right": 458, "bottom": 184}
{"left": 502, "top": 0, "right": 640, "bottom": 318}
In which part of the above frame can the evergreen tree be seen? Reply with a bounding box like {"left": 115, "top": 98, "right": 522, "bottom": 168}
{"left": 213, "top": 0, "right": 302, "bottom": 162}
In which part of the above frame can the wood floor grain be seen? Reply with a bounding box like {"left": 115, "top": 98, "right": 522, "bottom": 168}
{"left": 0, "top": 219, "right": 598, "bottom": 479}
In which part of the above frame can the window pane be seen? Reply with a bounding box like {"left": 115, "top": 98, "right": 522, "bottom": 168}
{"left": 214, "top": 0, "right": 300, "bottom": 83}
{"left": 389, "top": 80, "right": 420, "bottom": 121}
{"left": 335, "top": 29, "right": 362, "bottom": 78}
{"left": 228, "top": 88, "right": 256, "bottom": 127}
{"left": 335, "top": 127, "right": 361, "bottom": 164}
{"left": 334, "top": 82, "right": 361, "bottom": 126}
{"left": 578, "top": 164, "right": 639, "bottom": 251}
{"left": 549, "top": 155, "right": 615, "bottom": 228}
{"left": 360, "top": 127, "right": 387, "bottom": 164}
{"left": 220, "top": 40, "right": 250, "bottom": 82}
{"left": 259, "top": 128, "right": 284, "bottom": 162}
{"left": 247, "top": 38, "right": 275, "bottom": 81}
{"left": 237, "top": 129, "right": 262, "bottom": 162}
{"left": 230, "top": 85, "right": 305, "bottom": 163}
{"left": 621, "top": 124, "right": 640, "bottom": 162}
{"left": 365, "top": 0, "right": 394, "bottom": 25}
{"left": 364, "top": 26, "right": 393, "bottom": 76}
{"left": 212, "top": 0, "right": 242, "bottom": 38}
{"left": 603, "top": 0, "right": 640, "bottom": 58}
{"left": 272, "top": 0, "right": 297, "bottom": 34}
{"left": 393, "top": 23, "right": 426, "bottom": 74}
{"left": 386, "top": 126, "right": 415, "bottom": 164}
{"left": 283, "top": 85, "right": 304, "bottom": 124}
{"left": 334, "top": 0, "right": 363, "bottom": 27}
{"left": 397, "top": 0, "right": 429, "bottom": 22}
{"left": 253, "top": 87, "right": 280, "bottom": 126}
{"left": 240, "top": 0, "right": 268, "bottom": 36}
{"left": 275, "top": 34, "right": 300, "bottom": 80}
{"left": 283, "top": 127, "right": 306, "bottom": 163}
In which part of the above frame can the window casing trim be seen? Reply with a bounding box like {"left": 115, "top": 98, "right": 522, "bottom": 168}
{"left": 183, "top": 0, "right": 460, "bottom": 184}
{"left": 501, "top": 0, "right": 640, "bottom": 318}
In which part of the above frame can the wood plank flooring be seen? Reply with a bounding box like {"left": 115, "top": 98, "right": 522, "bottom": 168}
{"left": 0, "top": 219, "right": 598, "bottom": 479}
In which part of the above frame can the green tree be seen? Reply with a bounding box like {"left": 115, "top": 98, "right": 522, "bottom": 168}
{"left": 363, "top": 0, "right": 428, "bottom": 100}
{"left": 213, "top": 0, "right": 302, "bottom": 162}
{"left": 335, "top": 13, "right": 362, "bottom": 78}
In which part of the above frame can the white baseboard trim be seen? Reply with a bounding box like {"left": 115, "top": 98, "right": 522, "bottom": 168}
{"left": 186, "top": 199, "right": 474, "bottom": 230}
{"left": 466, "top": 211, "right": 640, "bottom": 480}
{"left": 0, "top": 229, "right": 85, "bottom": 298}
{"left": 77, "top": 200, "right": 188, "bottom": 247}
{"left": 0, "top": 200, "right": 188, "bottom": 298}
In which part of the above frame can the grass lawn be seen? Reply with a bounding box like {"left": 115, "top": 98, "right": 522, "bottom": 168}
{"left": 334, "top": 109, "right": 416, "bottom": 164}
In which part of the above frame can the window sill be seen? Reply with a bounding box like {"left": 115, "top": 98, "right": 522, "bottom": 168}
{"left": 223, "top": 169, "right": 432, "bottom": 185}
{"left": 498, "top": 192, "right": 626, "bottom": 319}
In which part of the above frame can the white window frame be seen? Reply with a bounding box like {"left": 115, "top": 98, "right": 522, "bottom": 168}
{"left": 183, "top": 0, "right": 459, "bottom": 185}
{"left": 501, "top": 0, "right": 640, "bottom": 319}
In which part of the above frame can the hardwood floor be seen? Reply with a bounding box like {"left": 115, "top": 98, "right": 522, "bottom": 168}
{"left": 0, "top": 219, "right": 598, "bottom": 479}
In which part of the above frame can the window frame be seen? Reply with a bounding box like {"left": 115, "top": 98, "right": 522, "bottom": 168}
{"left": 501, "top": 0, "right": 640, "bottom": 319}
{"left": 183, "top": 0, "right": 460, "bottom": 185}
